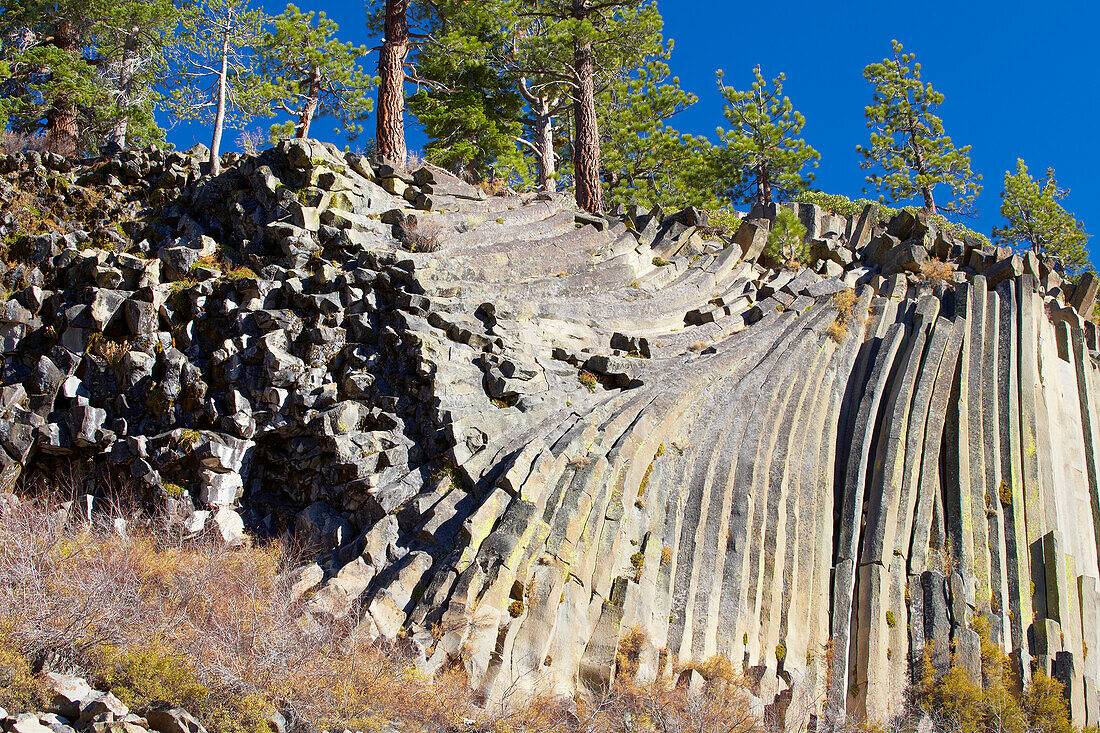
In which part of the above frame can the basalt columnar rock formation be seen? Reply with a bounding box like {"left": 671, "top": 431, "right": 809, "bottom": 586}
{"left": 4, "top": 139, "right": 1100, "bottom": 728}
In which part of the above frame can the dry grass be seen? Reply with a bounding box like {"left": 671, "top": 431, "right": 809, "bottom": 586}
{"left": 828, "top": 288, "right": 860, "bottom": 344}
{"left": 918, "top": 258, "right": 956, "bottom": 287}
{"left": 87, "top": 333, "right": 129, "bottom": 369}
{"left": 396, "top": 215, "right": 442, "bottom": 254}
{"left": 0, "top": 130, "right": 49, "bottom": 155}
{"left": 0, "top": 498, "right": 471, "bottom": 733}
{"left": 0, "top": 493, "right": 784, "bottom": 733}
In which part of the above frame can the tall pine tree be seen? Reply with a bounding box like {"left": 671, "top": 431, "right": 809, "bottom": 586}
{"left": 257, "top": 4, "right": 375, "bottom": 142}
{"left": 0, "top": 0, "right": 177, "bottom": 154}
{"left": 994, "top": 159, "right": 1090, "bottom": 272}
{"left": 858, "top": 40, "right": 981, "bottom": 216}
{"left": 713, "top": 65, "right": 819, "bottom": 208}
{"left": 599, "top": 59, "right": 716, "bottom": 210}
{"left": 167, "top": 0, "right": 270, "bottom": 175}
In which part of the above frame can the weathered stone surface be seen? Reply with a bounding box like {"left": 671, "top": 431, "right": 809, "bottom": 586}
{"left": 4, "top": 144, "right": 1100, "bottom": 727}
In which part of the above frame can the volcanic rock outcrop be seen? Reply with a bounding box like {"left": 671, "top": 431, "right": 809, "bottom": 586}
{"left": 3, "top": 139, "right": 1100, "bottom": 727}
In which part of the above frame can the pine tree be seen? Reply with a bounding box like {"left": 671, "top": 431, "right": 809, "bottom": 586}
{"left": 257, "top": 4, "right": 375, "bottom": 142}
{"left": 599, "top": 60, "right": 716, "bottom": 210}
{"left": 858, "top": 40, "right": 982, "bottom": 216}
{"left": 0, "top": 0, "right": 176, "bottom": 154}
{"left": 714, "top": 65, "right": 819, "bottom": 208}
{"left": 993, "top": 158, "right": 1090, "bottom": 272}
{"left": 167, "top": 0, "right": 270, "bottom": 176}
{"left": 98, "top": 0, "right": 178, "bottom": 150}
{"left": 412, "top": 0, "right": 666, "bottom": 210}
{"left": 405, "top": 1, "right": 528, "bottom": 182}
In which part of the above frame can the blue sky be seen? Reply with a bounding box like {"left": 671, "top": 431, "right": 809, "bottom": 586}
{"left": 168, "top": 0, "right": 1099, "bottom": 264}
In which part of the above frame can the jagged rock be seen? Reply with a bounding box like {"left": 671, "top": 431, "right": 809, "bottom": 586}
{"left": 212, "top": 508, "right": 245, "bottom": 546}
{"left": 78, "top": 692, "right": 128, "bottom": 723}
{"left": 295, "top": 502, "right": 352, "bottom": 552}
{"left": 733, "top": 219, "right": 769, "bottom": 261}
{"left": 146, "top": 708, "right": 207, "bottom": 733}
{"left": 43, "top": 673, "right": 92, "bottom": 718}
{"left": 4, "top": 716, "right": 53, "bottom": 733}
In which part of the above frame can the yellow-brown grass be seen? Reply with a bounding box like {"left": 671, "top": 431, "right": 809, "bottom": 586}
{"left": 918, "top": 258, "right": 956, "bottom": 287}
{"left": 829, "top": 288, "right": 860, "bottom": 344}
{"left": 0, "top": 499, "right": 470, "bottom": 733}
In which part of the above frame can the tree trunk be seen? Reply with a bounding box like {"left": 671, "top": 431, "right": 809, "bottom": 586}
{"left": 755, "top": 163, "right": 771, "bottom": 207}
{"left": 571, "top": 33, "right": 601, "bottom": 213}
{"left": 209, "top": 11, "right": 231, "bottom": 176}
{"left": 108, "top": 26, "right": 141, "bottom": 150}
{"left": 921, "top": 186, "right": 936, "bottom": 217}
{"left": 44, "top": 18, "right": 79, "bottom": 156}
{"left": 296, "top": 68, "right": 322, "bottom": 139}
{"left": 534, "top": 101, "right": 556, "bottom": 193}
{"left": 376, "top": 0, "right": 408, "bottom": 169}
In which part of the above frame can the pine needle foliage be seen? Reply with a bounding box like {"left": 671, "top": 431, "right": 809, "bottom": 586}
{"left": 714, "top": 65, "right": 819, "bottom": 208}
{"left": 858, "top": 40, "right": 982, "bottom": 216}
{"left": 993, "top": 159, "right": 1090, "bottom": 273}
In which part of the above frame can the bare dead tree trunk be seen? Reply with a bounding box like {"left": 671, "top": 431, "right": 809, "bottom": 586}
{"left": 45, "top": 19, "right": 80, "bottom": 157}
{"left": 518, "top": 80, "right": 558, "bottom": 192}
{"left": 571, "top": 35, "right": 601, "bottom": 212}
{"left": 209, "top": 11, "right": 231, "bottom": 177}
{"left": 535, "top": 111, "right": 557, "bottom": 193}
{"left": 108, "top": 26, "right": 141, "bottom": 150}
{"left": 296, "top": 67, "right": 322, "bottom": 139}
{"left": 376, "top": 0, "right": 408, "bottom": 170}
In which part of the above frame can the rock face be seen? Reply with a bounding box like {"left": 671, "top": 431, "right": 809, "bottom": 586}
{"left": 3, "top": 141, "right": 1100, "bottom": 726}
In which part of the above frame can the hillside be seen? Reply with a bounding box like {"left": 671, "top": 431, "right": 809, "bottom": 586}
{"left": 0, "top": 139, "right": 1097, "bottom": 730}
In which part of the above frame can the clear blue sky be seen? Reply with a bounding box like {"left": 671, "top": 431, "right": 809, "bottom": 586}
{"left": 168, "top": 0, "right": 1099, "bottom": 264}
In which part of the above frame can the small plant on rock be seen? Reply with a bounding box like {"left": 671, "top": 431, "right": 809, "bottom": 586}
{"left": 918, "top": 258, "right": 956, "bottom": 286}
{"left": 578, "top": 371, "right": 599, "bottom": 392}
{"left": 766, "top": 208, "right": 808, "bottom": 267}
{"left": 508, "top": 600, "right": 524, "bottom": 618}
{"left": 828, "top": 288, "right": 859, "bottom": 344}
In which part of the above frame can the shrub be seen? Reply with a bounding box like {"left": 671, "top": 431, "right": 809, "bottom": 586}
{"left": 919, "top": 258, "right": 956, "bottom": 286}
{"left": 0, "top": 623, "right": 45, "bottom": 714}
{"left": 699, "top": 654, "right": 735, "bottom": 683}
{"left": 700, "top": 208, "right": 743, "bottom": 239}
{"left": 917, "top": 616, "right": 1073, "bottom": 733}
{"left": 652, "top": 256, "right": 672, "bottom": 267}
{"left": 795, "top": 191, "right": 884, "bottom": 219}
{"left": 508, "top": 600, "right": 525, "bottom": 618}
{"left": 885, "top": 611, "right": 896, "bottom": 628}
{"left": 766, "top": 208, "right": 808, "bottom": 266}
{"left": 615, "top": 626, "right": 647, "bottom": 680}
{"left": 0, "top": 499, "right": 470, "bottom": 733}
{"left": 579, "top": 371, "right": 599, "bottom": 392}
{"left": 88, "top": 333, "right": 129, "bottom": 370}
{"left": 395, "top": 215, "right": 441, "bottom": 254}
{"left": 828, "top": 288, "right": 860, "bottom": 344}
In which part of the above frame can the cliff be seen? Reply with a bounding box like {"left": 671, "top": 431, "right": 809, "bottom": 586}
{"left": 2, "top": 139, "right": 1098, "bottom": 727}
